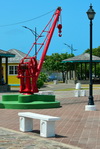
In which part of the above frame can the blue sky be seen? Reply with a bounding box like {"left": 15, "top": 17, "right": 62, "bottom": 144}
{"left": 0, "top": 0, "right": 100, "bottom": 59}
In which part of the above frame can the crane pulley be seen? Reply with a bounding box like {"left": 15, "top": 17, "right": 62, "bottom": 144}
{"left": 17, "top": 7, "right": 62, "bottom": 94}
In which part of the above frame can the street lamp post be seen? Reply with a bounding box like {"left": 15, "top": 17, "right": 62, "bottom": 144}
{"left": 85, "top": 4, "right": 96, "bottom": 111}
{"left": 64, "top": 43, "right": 77, "bottom": 54}
{"left": 22, "top": 26, "right": 39, "bottom": 57}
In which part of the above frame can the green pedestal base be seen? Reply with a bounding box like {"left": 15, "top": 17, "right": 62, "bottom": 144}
{"left": 0, "top": 94, "right": 60, "bottom": 109}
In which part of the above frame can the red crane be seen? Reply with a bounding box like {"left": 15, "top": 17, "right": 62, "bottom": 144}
{"left": 17, "top": 7, "right": 62, "bottom": 94}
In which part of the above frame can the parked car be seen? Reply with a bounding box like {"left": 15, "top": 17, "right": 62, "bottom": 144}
{"left": 48, "top": 75, "right": 57, "bottom": 81}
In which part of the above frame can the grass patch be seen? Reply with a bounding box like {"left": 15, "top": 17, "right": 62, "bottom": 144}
{"left": 82, "top": 84, "right": 100, "bottom": 87}
{"left": 55, "top": 87, "right": 100, "bottom": 91}
{"left": 55, "top": 88, "right": 75, "bottom": 91}
{"left": 45, "top": 81, "right": 63, "bottom": 85}
{"left": 55, "top": 88, "right": 89, "bottom": 91}
{"left": 45, "top": 82, "right": 53, "bottom": 85}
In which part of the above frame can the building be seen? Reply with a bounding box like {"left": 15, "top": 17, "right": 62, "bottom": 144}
{"left": 2, "top": 49, "right": 27, "bottom": 86}
{"left": 0, "top": 49, "right": 15, "bottom": 91}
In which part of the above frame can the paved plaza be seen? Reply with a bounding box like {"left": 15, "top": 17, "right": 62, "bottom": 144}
{"left": 0, "top": 83, "right": 100, "bottom": 149}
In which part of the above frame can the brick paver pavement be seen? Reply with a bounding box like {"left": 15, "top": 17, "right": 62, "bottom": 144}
{"left": 0, "top": 84, "right": 100, "bottom": 149}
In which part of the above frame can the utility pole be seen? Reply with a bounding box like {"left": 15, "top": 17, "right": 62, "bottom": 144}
{"left": 22, "top": 26, "right": 42, "bottom": 58}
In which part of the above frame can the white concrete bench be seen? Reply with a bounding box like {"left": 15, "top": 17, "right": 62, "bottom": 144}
{"left": 18, "top": 112, "right": 60, "bottom": 138}
{"left": 37, "top": 91, "right": 54, "bottom": 95}
{"left": 74, "top": 90, "right": 86, "bottom": 97}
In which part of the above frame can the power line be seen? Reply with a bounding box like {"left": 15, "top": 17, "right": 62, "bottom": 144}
{"left": 0, "top": 9, "right": 55, "bottom": 27}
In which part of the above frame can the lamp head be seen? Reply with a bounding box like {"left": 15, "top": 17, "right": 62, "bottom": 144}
{"left": 86, "top": 4, "right": 96, "bottom": 20}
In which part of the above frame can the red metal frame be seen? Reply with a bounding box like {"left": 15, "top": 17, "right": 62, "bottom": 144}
{"left": 17, "top": 7, "right": 62, "bottom": 94}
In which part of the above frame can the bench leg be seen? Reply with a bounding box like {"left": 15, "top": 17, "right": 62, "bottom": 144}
{"left": 19, "top": 117, "right": 33, "bottom": 132}
{"left": 40, "top": 120, "right": 55, "bottom": 137}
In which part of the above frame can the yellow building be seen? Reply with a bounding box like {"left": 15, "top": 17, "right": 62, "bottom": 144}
{"left": 2, "top": 49, "right": 27, "bottom": 87}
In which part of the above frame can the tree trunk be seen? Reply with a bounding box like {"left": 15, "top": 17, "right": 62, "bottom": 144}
{"left": 62, "top": 71, "right": 65, "bottom": 83}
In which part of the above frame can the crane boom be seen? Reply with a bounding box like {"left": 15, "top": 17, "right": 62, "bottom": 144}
{"left": 17, "top": 7, "right": 62, "bottom": 94}
{"left": 37, "top": 7, "right": 62, "bottom": 78}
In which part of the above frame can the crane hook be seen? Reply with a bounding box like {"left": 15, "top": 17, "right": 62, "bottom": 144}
{"left": 57, "top": 24, "right": 62, "bottom": 37}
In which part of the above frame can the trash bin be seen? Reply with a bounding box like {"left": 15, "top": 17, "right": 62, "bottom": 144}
{"left": 75, "top": 83, "right": 81, "bottom": 89}
{"left": 53, "top": 80, "right": 58, "bottom": 84}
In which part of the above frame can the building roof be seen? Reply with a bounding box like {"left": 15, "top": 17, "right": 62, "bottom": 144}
{"left": 0, "top": 49, "right": 15, "bottom": 57}
{"left": 2, "top": 49, "right": 28, "bottom": 63}
{"left": 62, "top": 53, "right": 100, "bottom": 63}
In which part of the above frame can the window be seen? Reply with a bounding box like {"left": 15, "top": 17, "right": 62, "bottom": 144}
{"left": 9, "top": 66, "right": 18, "bottom": 75}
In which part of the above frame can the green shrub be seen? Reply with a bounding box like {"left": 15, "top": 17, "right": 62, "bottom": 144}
{"left": 37, "top": 78, "right": 44, "bottom": 89}
{"left": 39, "top": 72, "right": 48, "bottom": 82}
{"left": 37, "top": 72, "right": 48, "bottom": 89}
